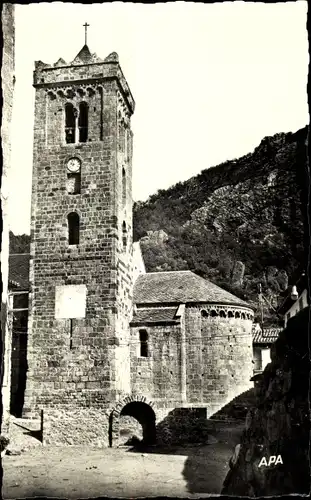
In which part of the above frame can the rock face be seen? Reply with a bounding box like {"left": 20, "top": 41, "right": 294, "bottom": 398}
{"left": 222, "top": 307, "right": 310, "bottom": 496}
{"left": 134, "top": 127, "right": 308, "bottom": 321}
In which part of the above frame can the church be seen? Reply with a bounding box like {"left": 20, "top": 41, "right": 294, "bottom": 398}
{"left": 7, "top": 41, "right": 255, "bottom": 446}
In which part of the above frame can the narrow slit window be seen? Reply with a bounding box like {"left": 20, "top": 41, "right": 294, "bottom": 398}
{"left": 139, "top": 330, "right": 148, "bottom": 357}
{"left": 68, "top": 212, "right": 80, "bottom": 245}
{"left": 122, "top": 221, "right": 127, "bottom": 250}
{"left": 122, "top": 168, "right": 126, "bottom": 207}
{"left": 78, "top": 102, "right": 88, "bottom": 143}
{"left": 65, "top": 103, "right": 76, "bottom": 144}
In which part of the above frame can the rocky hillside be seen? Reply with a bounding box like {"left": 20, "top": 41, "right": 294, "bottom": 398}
{"left": 133, "top": 127, "right": 308, "bottom": 323}
{"left": 221, "top": 307, "right": 310, "bottom": 496}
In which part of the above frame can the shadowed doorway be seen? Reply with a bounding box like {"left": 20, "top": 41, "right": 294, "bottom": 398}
{"left": 116, "top": 401, "right": 156, "bottom": 446}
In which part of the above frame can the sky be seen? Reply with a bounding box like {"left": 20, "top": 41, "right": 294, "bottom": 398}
{"left": 7, "top": 1, "right": 309, "bottom": 235}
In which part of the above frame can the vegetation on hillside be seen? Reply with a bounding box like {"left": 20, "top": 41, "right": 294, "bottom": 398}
{"left": 9, "top": 231, "right": 30, "bottom": 254}
{"left": 133, "top": 127, "right": 308, "bottom": 324}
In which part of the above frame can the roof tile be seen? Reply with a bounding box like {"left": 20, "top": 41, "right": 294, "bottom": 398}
{"left": 131, "top": 307, "right": 179, "bottom": 325}
{"left": 133, "top": 271, "right": 252, "bottom": 308}
{"left": 252, "top": 328, "right": 282, "bottom": 344}
{"left": 9, "top": 254, "right": 30, "bottom": 290}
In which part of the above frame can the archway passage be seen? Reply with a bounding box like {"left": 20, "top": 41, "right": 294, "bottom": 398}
{"left": 111, "top": 401, "right": 156, "bottom": 447}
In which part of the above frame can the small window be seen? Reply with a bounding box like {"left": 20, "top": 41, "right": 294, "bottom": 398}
{"left": 66, "top": 158, "right": 81, "bottom": 194}
{"left": 65, "top": 103, "right": 76, "bottom": 144}
{"left": 122, "top": 221, "right": 127, "bottom": 250}
{"left": 139, "top": 330, "right": 148, "bottom": 357}
{"left": 13, "top": 293, "right": 29, "bottom": 310}
{"left": 201, "top": 310, "right": 208, "bottom": 318}
{"left": 66, "top": 173, "right": 81, "bottom": 194}
{"left": 68, "top": 212, "right": 80, "bottom": 245}
{"left": 219, "top": 310, "right": 226, "bottom": 318}
{"left": 78, "top": 102, "right": 88, "bottom": 143}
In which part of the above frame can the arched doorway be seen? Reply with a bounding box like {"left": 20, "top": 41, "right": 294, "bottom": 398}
{"left": 109, "top": 397, "right": 156, "bottom": 447}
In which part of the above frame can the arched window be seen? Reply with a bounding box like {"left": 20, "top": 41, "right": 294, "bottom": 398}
{"left": 228, "top": 311, "right": 234, "bottom": 318}
{"left": 68, "top": 212, "right": 80, "bottom": 245}
{"left": 201, "top": 310, "right": 208, "bottom": 318}
{"left": 122, "top": 221, "right": 127, "bottom": 250}
{"left": 139, "top": 330, "right": 148, "bottom": 357}
{"left": 219, "top": 310, "right": 226, "bottom": 318}
{"left": 210, "top": 310, "right": 218, "bottom": 318}
{"left": 122, "top": 168, "right": 126, "bottom": 207}
{"left": 65, "top": 103, "right": 76, "bottom": 144}
{"left": 78, "top": 102, "right": 88, "bottom": 143}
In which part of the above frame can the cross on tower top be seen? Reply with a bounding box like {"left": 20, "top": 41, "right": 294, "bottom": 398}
{"left": 83, "top": 22, "right": 90, "bottom": 45}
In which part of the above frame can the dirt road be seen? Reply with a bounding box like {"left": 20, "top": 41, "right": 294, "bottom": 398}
{"left": 2, "top": 420, "right": 243, "bottom": 498}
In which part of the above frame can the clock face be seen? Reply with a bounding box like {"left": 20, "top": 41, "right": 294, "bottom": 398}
{"left": 67, "top": 158, "right": 81, "bottom": 173}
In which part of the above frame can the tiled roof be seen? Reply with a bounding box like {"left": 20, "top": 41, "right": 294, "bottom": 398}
{"left": 252, "top": 328, "right": 282, "bottom": 344}
{"left": 133, "top": 270, "right": 252, "bottom": 308}
{"left": 131, "top": 307, "right": 179, "bottom": 325}
{"left": 9, "top": 254, "right": 30, "bottom": 290}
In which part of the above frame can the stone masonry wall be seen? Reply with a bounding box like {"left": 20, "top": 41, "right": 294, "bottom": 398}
{"left": 129, "top": 304, "right": 253, "bottom": 415}
{"left": 1, "top": 3, "right": 15, "bottom": 436}
{"left": 130, "top": 323, "right": 183, "bottom": 405}
{"left": 24, "top": 56, "right": 135, "bottom": 423}
{"left": 185, "top": 304, "right": 254, "bottom": 416}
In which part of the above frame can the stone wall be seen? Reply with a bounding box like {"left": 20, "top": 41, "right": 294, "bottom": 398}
{"left": 185, "top": 304, "right": 254, "bottom": 415}
{"left": 24, "top": 54, "right": 135, "bottom": 419}
{"left": 1, "top": 3, "right": 15, "bottom": 436}
{"left": 130, "top": 324, "right": 183, "bottom": 405}
{"left": 43, "top": 408, "right": 110, "bottom": 446}
{"left": 222, "top": 307, "right": 310, "bottom": 496}
{"left": 129, "top": 304, "right": 253, "bottom": 417}
{"left": 156, "top": 407, "right": 209, "bottom": 446}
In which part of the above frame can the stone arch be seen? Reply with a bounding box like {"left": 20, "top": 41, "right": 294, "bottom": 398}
{"left": 109, "top": 395, "right": 156, "bottom": 447}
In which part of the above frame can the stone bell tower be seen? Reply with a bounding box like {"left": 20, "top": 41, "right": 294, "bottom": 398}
{"left": 24, "top": 40, "right": 135, "bottom": 443}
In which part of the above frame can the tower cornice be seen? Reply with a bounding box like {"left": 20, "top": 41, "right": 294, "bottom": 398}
{"left": 33, "top": 59, "right": 135, "bottom": 114}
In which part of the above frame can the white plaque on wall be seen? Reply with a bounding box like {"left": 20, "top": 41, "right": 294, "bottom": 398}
{"left": 55, "top": 284, "right": 87, "bottom": 319}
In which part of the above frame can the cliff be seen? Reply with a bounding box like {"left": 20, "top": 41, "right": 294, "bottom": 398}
{"left": 133, "top": 127, "right": 308, "bottom": 322}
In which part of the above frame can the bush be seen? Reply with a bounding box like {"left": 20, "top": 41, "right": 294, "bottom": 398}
{"left": 0, "top": 436, "right": 10, "bottom": 452}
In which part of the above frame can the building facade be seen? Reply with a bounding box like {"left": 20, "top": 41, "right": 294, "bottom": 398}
{"left": 17, "top": 43, "right": 255, "bottom": 446}
{"left": 1, "top": 2, "right": 15, "bottom": 436}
